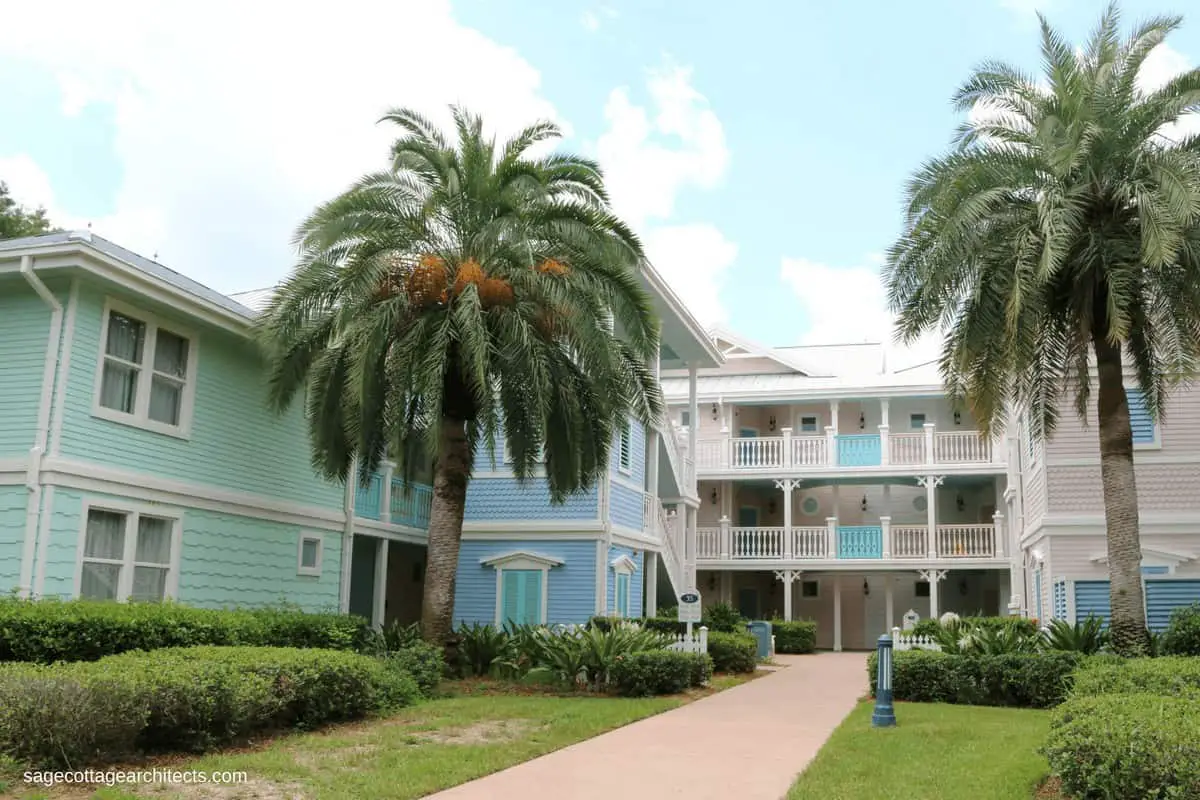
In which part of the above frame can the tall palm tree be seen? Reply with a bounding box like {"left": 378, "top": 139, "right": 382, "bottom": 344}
{"left": 257, "top": 107, "right": 663, "bottom": 645}
{"left": 884, "top": 5, "right": 1200, "bottom": 656}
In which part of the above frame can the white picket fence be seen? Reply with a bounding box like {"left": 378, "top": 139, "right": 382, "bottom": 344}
{"left": 666, "top": 625, "right": 709, "bottom": 654}
{"left": 891, "top": 626, "right": 942, "bottom": 651}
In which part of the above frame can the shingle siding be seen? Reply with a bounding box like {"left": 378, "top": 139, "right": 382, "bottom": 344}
{"left": 453, "top": 539, "right": 598, "bottom": 626}
{"left": 0, "top": 486, "right": 27, "bottom": 593}
{"left": 464, "top": 478, "right": 598, "bottom": 521}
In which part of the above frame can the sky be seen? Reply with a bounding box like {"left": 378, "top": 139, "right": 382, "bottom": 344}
{"left": 2, "top": 0, "right": 1199, "bottom": 369}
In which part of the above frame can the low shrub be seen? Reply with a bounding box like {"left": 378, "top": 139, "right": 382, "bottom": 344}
{"left": 908, "top": 614, "right": 1038, "bottom": 641}
{"left": 385, "top": 641, "right": 445, "bottom": 696}
{"left": 0, "top": 598, "right": 369, "bottom": 663}
{"left": 701, "top": 602, "right": 746, "bottom": 633}
{"left": 867, "top": 649, "right": 1079, "bottom": 708}
{"left": 1044, "top": 693, "right": 1200, "bottom": 799}
{"left": 1042, "top": 617, "right": 1108, "bottom": 654}
{"left": 1161, "top": 603, "right": 1200, "bottom": 657}
{"left": 0, "top": 646, "right": 418, "bottom": 768}
{"left": 707, "top": 631, "right": 758, "bottom": 673}
{"left": 611, "top": 651, "right": 712, "bottom": 697}
{"left": 1072, "top": 655, "right": 1200, "bottom": 698}
{"left": 772, "top": 620, "right": 817, "bottom": 654}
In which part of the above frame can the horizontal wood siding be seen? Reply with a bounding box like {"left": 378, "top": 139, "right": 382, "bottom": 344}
{"left": 0, "top": 486, "right": 27, "bottom": 592}
{"left": 610, "top": 483, "right": 644, "bottom": 531}
{"left": 453, "top": 539, "right": 598, "bottom": 626}
{"left": 56, "top": 283, "right": 344, "bottom": 510}
{"left": 464, "top": 478, "right": 598, "bottom": 521}
{"left": 0, "top": 278, "right": 63, "bottom": 457}
{"left": 1023, "top": 463, "right": 1047, "bottom": 529}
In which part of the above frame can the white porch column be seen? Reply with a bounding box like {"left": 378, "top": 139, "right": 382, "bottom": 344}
{"left": 833, "top": 575, "right": 843, "bottom": 652}
{"left": 721, "top": 479, "right": 732, "bottom": 519}
{"left": 775, "top": 569, "right": 799, "bottom": 621}
{"left": 885, "top": 577, "right": 895, "bottom": 631}
{"left": 645, "top": 551, "right": 658, "bottom": 617}
{"left": 782, "top": 426, "right": 794, "bottom": 468}
{"left": 922, "top": 569, "right": 948, "bottom": 620}
{"left": 719, "top": 515, "right": 731, "bottom": 560}
{"left": 919, "top": 475, "right": 944, "bottom": 558}
{"left": 372, "top": 537, "right": 389, "bottom": 629}
{"left": 830, "top": 400, "right": 840, "bottom": 432}
{"left": 687, "top": 365, "right": 699, "bottom": 467}
{"left": 339, "top": 457, "right": 359, "bottom": 613}
{"left": 879, "top": 399, "right": 890, "bottom": 466}
{"left": 685, "top": 505, "right": 698, "bottom": 589}
{"left": 880, "top": 516, "right": 892, "bottom": 560}
{"left": 826, "top": 516, "right": 839, "bottom": 559}
{"left": 776, "top": 478, "right": 800, "bottom": 560}
{"left": 379, "top": 460, "right": 396, "bottom": 522}
{"left": 994, "top": 512, "right": 1006, "bottom": 558}
{"left": 924, "top": 421, "right": 936, "bottom": 465}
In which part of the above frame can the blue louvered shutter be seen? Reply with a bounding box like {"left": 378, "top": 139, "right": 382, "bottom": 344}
{"left": 501, "top": 570, "right": 522, "bottom": 625}
{"left": 520, "top": 570, "right": 542, "bottom": 625}
{"left": 616, "top": 573, "right": 630, "bottom": 617}
{"left": 1125, "top": 389, "right": 1156, "bottom": 444}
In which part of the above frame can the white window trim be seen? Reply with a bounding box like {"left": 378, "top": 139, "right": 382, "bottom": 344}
{"left": 799, "top": 415, "right": 819, "bottom": 433}
{"left": 297, "top": 532, "right": 324, "bottom": 576}
{"left": 908, "top": 412, "right": 927, "bottom": 431}
{"left": 610, "top": 554, "right": 637, "bottom": 617}
{"left": 801, "top": 495, "right": 820, "bottom": 515}
{"left": 483, "top": 551, "right": 562, "bottom": 627}
{"left": 618, "top": 419, "right": 633, "bottom": 475}
{"left": 74, "top": 497, "right": 183, "bottom": 602}
{"left": 92, "top": 298, "right": 199, "bottom": 439}
{"left": 800, "top": 578, "right": 820, "bottom": 599}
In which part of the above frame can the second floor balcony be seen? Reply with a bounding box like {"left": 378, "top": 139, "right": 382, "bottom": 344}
{"left": 694, "top": 424, "right": 1000, "bottom": 475}
{"left": 355, "top": 474, "right": 433, "bottom": 529}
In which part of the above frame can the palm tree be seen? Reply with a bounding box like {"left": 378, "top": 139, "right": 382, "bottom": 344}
{"left": 884, "top": 5, "right": 1200, "bottom": 657}
{"left": 257, "top": 107, "right": 663, "bottom": 646}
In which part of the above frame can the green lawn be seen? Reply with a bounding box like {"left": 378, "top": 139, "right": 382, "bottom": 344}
{"left": 788, "top": 702, "right": 1053, "bottom": 800}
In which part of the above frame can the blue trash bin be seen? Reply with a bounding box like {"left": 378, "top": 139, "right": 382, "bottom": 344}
{"left": 745, "top": 621, "right": 773, "bottom": 660}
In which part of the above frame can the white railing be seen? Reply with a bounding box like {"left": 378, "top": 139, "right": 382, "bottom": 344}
{"left": 891, "top": 525, "right": 928, "bottom": 558}
{"left": 791, "top": 435, "right": 828, "bottom": 466}
{"left": 642, "top": 492, "right": 654, "bottom": 536}
{"left": 731, "top": 437, "right": 785, "bottom": 469}
{"left": 934, "top": 432, "right": 991, "bottom": 463}
{"left": 888, "top": 433, "right": 925, "bottom": 465}
{"left": 792, "top": 526, "right": 828, "bottom": 558}
{"left": 696, "top": 527, "right": 720, "bottom": 559}
{"left": 657, "top": 421, "right": 689, "bottom": 492}
{"left": 936, "top": 524, "right": 995, "bottom": 557}
{"left": 731, "top": 526, "right": 785, "bottom": 559}
{"left": 657, "top": 505, "right": 685, "bottom": 593}
{"left": 695, "top": 439, "right": 726, "bottom": 470}
{"left": 683, "top": 456, "right": 695, "bottom": 490}
{"left": 892, "top": 627, "right": 941, "bottom": 651}
{"left": 666, "top": 626, "right": 709, "bottom": 654}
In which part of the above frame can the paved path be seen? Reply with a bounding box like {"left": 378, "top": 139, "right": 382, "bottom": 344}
{"left": 429, "top": 652, "right": 868, "bottom": 800}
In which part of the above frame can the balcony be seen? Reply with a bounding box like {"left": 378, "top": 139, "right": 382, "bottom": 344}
{"left": 694, "top": 425, "right": 997, "bottom": 474}
{"left": 695, "top": 518, "right": 1000, "bottom": 562}
{"left": 355, "top": 475, "right": 433, "bottom": 529}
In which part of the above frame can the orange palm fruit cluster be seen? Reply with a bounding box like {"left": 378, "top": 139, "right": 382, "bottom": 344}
{"left": 479, "top": 277, "right": 515, "bottom": 308}
{"left": 453, "top": 258, "right": 486, "bottom": 296}
{"left": 405, "top": 254, "right": 447, "bottom": 307}
{"left": 536, "top": 258, "right": 569, "bottom": 276}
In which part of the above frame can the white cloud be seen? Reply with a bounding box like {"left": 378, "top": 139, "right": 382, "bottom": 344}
{"left": 1138, "top": 43, "right": 1200, "bottom": 143}
{"left": 643, "top": 224, "right": 737, "bottom": 327}
{"left": 581, "top": 5, "right": 617, "bottom": 32}
{"left": 0, "top": 0, "right": 565, "bottom": 291}
{"left": 998, "top": 0, "right": 1052, "bottom": 24}
{"left": 596, "top": 62, "right": 729, "bottom": 228}
{"left": 581, "top": 11, "right": 601, "bottom": 31}
{"left": 779, "top": 255, "right": 944, "bottom": 371}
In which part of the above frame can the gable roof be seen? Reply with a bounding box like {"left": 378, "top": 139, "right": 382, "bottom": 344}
{"left": 708, "top": 325, "right": 828, "bottom": 377}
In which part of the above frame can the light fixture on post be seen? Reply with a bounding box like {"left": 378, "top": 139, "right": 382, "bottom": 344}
{"left": 708, "top": 573, "right": 717, "bottom": 591}
{"left": 711, "top": 402, "right": 719, "bottom": 421}
{"left": 859, "top": 412, "right": 866, "bottom": 430}
{"left": 863, "top": 579, "right": 870, "bottom": 596}
{"left": 953, "top": 410, "right": 962, "bottom": 426}
{"left": 711, "top": 487, "right": 719, "bottom": 505}
{"left": 768, "top": 415, "right": 777, "bottom": 432}
{"left": 861, "top": 494, "right": 868, "bottom": 511}
{"left": 956, "top": 493, "right": 965, "bottom": 512}
{"left": 959, "top": 579, "right": 968, "bottom": 596}
{"left": 768, "top": 498, "right": 777, "bottom": 515}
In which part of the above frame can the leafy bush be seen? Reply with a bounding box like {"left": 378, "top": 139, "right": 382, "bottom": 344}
{"left": 0, "top": 646, "right": 418, "bottom": 768}
{"left": 1161, "top": 603, "right": 1200, "bottom": 656}
{"left": 1044, "top": 693, "right": 1200, "bottom": 799}
{"left": 701, "top": 602, "right": 746, "bottom": 632}
{"left": 0, "top": 598, "right": 369, "bottom": 663}
{"left": 706, "top": 631, "right": 758, "bottom": 673}
{"left": 772, "top": 620, "right": 817, "bottom": 654}
{"left": 455, "top": 622, "right": 512, "bottom": 677}
{"left": 1072, "top": 656, "right": 1200, "bottom": 698}
{"left": 611, "top": 651, "right": 712, "bottom": 697}
{"left": 908, "top": 614, "right": 1037, "bottom": 641}
{"left": 361, "top": 620, "right": 424, "bottom": 655}
{"left": 385, "top": 641, "right": 444, "bottom": 696}
{"left": 867, "top": 649, "right": 1080, "bottom": 708}
{"left": 1042, "top": 617, "right": 1108, "bottom": 654}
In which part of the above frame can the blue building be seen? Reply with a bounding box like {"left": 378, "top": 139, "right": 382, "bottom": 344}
{"left": 0, "top": 231, "right": 717, "bottom": 627}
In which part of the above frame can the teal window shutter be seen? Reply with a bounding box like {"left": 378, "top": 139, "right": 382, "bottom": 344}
{"left": 616, "top": 573, "right": 630, "bottom": 617}
{"left": 499, "top": 569, "right": 546, "bottom": 626}
{"left": 501, "top": 570, "right": 522, "bottom": 625}
{"left": 1125, "top": 389, "right": 1156, "bottom": 444}
{"left": 521, "top": 570, "right": 542, "bottom": 625}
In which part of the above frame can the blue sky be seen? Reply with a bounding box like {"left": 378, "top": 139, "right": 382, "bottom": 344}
{"left": 2, "top": 0, "right": 1198, "bottom": 360}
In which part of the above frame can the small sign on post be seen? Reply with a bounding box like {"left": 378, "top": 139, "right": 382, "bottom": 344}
{"left": 678, "top": 590, "right": 702, "bottom": 638}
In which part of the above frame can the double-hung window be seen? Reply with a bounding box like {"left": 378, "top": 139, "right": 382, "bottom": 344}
{"left": 95, "top": 302, "right": 195, "bottom": 436}
{"left": 79, "top": 506, "right": 179, "bottom": 602}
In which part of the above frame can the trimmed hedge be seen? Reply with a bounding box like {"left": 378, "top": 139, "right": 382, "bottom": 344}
{"left": 1072, "top": 655, "right": 1200, "bottom": 699}
{"left": 1044, "top": 693, "right": 1200, "bottom": 799}
{"left": 866, "top": 650, "right": 1080, "bottom": 708}
{"left": 1161, "top": 603, "right": 1200, "bottom": 656}
{"left": 386, "top": 640, "right": 445, "bottom": 696}
{"left": 910, "top": 614, "right": 1039, "bottom": 639}
{"left": 0, "top": 599, "right": 370, "bottom": 663}
{"left": 772, "top": 621, "right": 817, "bottom": 654}
{"left": 611, "top": 651, "right": 713, "bottom": 697}
{"left": 707, "top": 631, "right": 758, "bottom": 673}
{"left": 0, "top": 646, "right": 419, "bottom": 767}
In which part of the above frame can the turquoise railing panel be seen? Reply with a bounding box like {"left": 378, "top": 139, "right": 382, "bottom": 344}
{"left": 391, "top": 479, "right": 433, "bottom": 529}
{"left": 836, "top": 434, "right": 881, "bottom": 467}
{"left": 837, "top": 525, "right": 883, "bottom": 559}
{"left": 355, "top": 474, "right": 383, "bottom": 520}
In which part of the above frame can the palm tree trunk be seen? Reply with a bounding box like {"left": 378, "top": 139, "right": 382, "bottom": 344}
{"left": 420, "top": 415, "right": 471, "bottom": 647}
{"left": 1092, "top": 330, "right": 1152, "bottom": 657}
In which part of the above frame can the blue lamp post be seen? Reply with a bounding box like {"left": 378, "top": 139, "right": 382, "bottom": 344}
{"left": 872, "top": 632, "right": 896, "bottom": 728}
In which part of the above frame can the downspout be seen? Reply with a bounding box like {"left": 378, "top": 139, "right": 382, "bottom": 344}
{"left": 339, "top": 459, "right": 358, "bottom": 613}
{"left": 18, "top": 255, "right": 65, "bottom": 598}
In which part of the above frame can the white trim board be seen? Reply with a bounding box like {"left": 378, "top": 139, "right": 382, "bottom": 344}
{"left": 48, "top": 279, "right": 79, "bottom": 458}
{"left": 461, "top": 520, "right": 605, "bottom": 533}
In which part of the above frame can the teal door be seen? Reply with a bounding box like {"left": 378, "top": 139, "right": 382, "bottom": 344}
{"left": 737, "top": 507, "right": 759, "bottom": 528}
{"left": 738, "top": 587, "right": 758, "bottom": 619}
{"left": 736, "top": 428, "right": 758, "bottom": 466}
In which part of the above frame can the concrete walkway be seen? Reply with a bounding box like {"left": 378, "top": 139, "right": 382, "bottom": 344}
{"left": 429, "top": 652, "right": 868, "bottom": 800}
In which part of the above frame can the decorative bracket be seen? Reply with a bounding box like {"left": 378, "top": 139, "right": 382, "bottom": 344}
{"left": 918, "top": 569, "right": 948, "bottom": 583}
{"left": 774, "top": 478, "right": 803, "bottom": 492}
{"left": 916, "top": 475, "right": 946, "bottom": 489}
{"left": 773, "top": 569, "right": 802, "bottom": 584}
